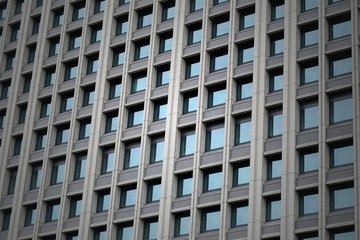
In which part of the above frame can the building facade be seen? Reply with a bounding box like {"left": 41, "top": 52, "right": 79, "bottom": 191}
{"left": 0, "top": 0, "right": 359, "bottom": 239}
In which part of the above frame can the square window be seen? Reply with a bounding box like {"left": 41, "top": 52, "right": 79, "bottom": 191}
{"left": 200, "top": 208, "right": 220, "bottom": 232}
{"left": 153, "top": 100, "right": 167, "bottom": 121}
{"left": 45, "top": 200, "right": 60, "bottom": 222}
{"left": 239, "top": 6, "right": 255, "bottom": 30}
{"left": 214, "top": 0, "right": 228, "bottom": 5}
{"left": 270, "top": 34, "right": 284, "bottom": 56}
{"left": 174, "top": 213, "right": 190, "bottom": 237}
{"left": 1, "top": 209, "right": 11, "bottom": 231}
{"left": 124, "top": 143, "right": 140, "bottom": 169}
{"left": 83, "top": 86, "right": 95, "bottom": 106}
{"left": 120, "top": 185, "right": 137, "bottom": 207}
{"left": 190, "top": 0, "right": 203, "bottom": 12}
{"left": 143, "top": 219, "right": 158, "bottom": 240}
{"left": 210, "top": 51, "right": 228, "bottom": 72}
{"left": 101, "top": 148, "right": 114, "bottom": 174}
{"left": 203, "top": 168, "right": 222, "bottom": 192}
{"left": 208, "top": 86, "right": 226, "bottom": 107}
{"left": 299, "top": 191, "right": 318, "bottom": 215}
{"left": 266, "top": 197, "right": 281, "bottom": 221}
{"left": 267, "top": 156, "right": 282, "bottom": 180}
{"left": 330, "top": 142, "right": 353, "bottom": 167}
{"left": 36, "top": 0, "right": 43, "bottom": 7}
{"left": 159, "top": 33, "right": 173, "bottom": 54}
{"left": 5, "top": 51, "right": 16, "bottom": 70}
{"left": 79, "top": 119, "right": 91, "bottom": 139}
{"left": 90, "top": 25, "right": 102, "bottom": 43}
{"left": 329, "top": 53, "right": 352, "bottom": 78}
{"left": 183, "top": 91, "right": 198, "bottom": 114}
{"left": 55, "top": 125, "right": 70, "bottom": 145}
{"left": 94, "top": 228, "right": 107, "bottom": 240}
{"left": 137, "top": 8, "right": 152, "bottom": 29}
{"left": 105, "top": 112, "right": 118, "bottom": 133}
{"left": 53, "top": 9, "right": 64, "bottom": 27}
{"left": 112, "top": 47, "right": 125, "bottom": 67}
{"left": 329, "top": 16, "right": 351, "bottom": 40}
{"left": 301, "top": 0, "right": 318, "bottom": 12}
{"left": 238, "top": 42, "right": 254, "bottom": 64}
{"left": 117, "top": 223, "right": 133, "bottom": 240}
{"left": 156, "top": 66, "right": 170, "bottom": 87}
{"left": 205, "top": 125, "right": 224, "bottom": 151}
{"left": 329, "top": 96, "right": 352, "bottom": 123}
{"left": 268, "top": 110, "right": 282, "bottom": 137}
{"left": 298, "top": 234, "right": 318, "bottom": 240}
{"left": 300, "top": 62, "right": 318, "bottom": 85}
{"left": 300, "top": 103, "right": 318, "bottom": 130}
{"left": 68, "top": 31, "right": 82, "bottom": 50}
{"left": 150, "top": 138, "right": 164, "bottom": 163}
{"left": 187, "top": 23, "right": 202, "bottom": 45}
{"left": 60, "top": 93, "right": 74, "bottom": 113}
{"left": 74, "top": 155, "right": 86, "bottom": 180}
{"left": 119, "top": 0, "right": 131, "bottom": 5}
{"left": 162, "top": 1, "right": 175, "bottom": 21}
{"left": 235, "top": 118, "right": 251, "bottom": 144}
{"left": 127, "top": 106, "right": 144, "bottom": 127}
{"left": 72, "top": 1, "right": 85, "bottom": 21}
{"left": 301, "top": 25, "right": 318, "bottom": 48}
{"left": 134, "top": 40, "right": 150, "bottom": 60}
{"left": 116, "top": 16, "right": 128, "bottom": 35}
{"left": 109, "top": 79, "right": 122, "bottom": 99}
{"left": 32, "top": 16, "right": 41, "bottom": 35}
{"left": 94, "top": 0, "right": 105, "bottom": 14}
{"left": 35, "top": 130, "right": 47, "bottom": 150}
{"left": 87, "top": 55, "right": 99, "bottom": 75}
{"left": 50, "top": 160, "right": 65, "bottom": 185}
{"left": 7, "top": 169, "right": 17, "bottom": 195}
{"left": 40, "top": 98, "right": 51, "bottom": 118}
{"left": 96, "top": 191, "right": 110, "bottom": 212}
{"left": 177, "top": 174, "right": 192, "bottom": 197}
{"left": 212, "top": 16, "right": 229, "bottom": 38}
{"left": 330, "top": 229, "right": 354, "bottom": 240}
{"left": 146, "top": 180, "right": 161, "bottom": 203}
{"left": 236, "top": 77, "right": 253, "bottom": 100}
{"left": 271, "top": 0, "right": 284, "bottom": 21}
{"left": 330, "top": 185, "right": 354, "bottom": 210}
{"left": 66, "top": 232, "right": 78, "bottom": 240}
{"left": 49, "top": 38, "right": 59, "bottom": 57}
{"left": 69, "top": 196, "right": 82, "bottom": 217}
{"left": 299, "top": 149, "right": 318, "bottom": 173}
{"left": 185, "top": 57, "right": 200, "bottom": 79}
{"left": 233, "top": 162, "right": 250, "bottom": 186}
{"left": 180, "top": 130, "right": 196, "bottom": 157}
{"left": 64, "top": 61, "right": 78, "bottom": 81}
{"left": 24, "top": 205, "right": 36, "bottom": 226}
{"left": 231, "top": 203, "right": 248, "bottom": 226}
{"left": 29, "top": 164, "right": 42, "bottom": 190}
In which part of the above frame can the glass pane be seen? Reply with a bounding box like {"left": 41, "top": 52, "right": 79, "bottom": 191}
{"left": 148, "top": 222, "right": 158, "bottom": 240}
{"left": 159, "top": 69, "right": 170, "bottom": 85}
{"left": 213, "top": 54, "right": 228, "bottom": 71}
{"left": 273, "top": 4, "right": 284, "bottom": 20}
{"left": 158, "top": 104, "right": 167, "bottom": 119}
{"left": 270, "top": 114, "right": 283, "bottom": 136}
{"left": 189, "top": 62, "right": 200, "bottom": 78}
{"left": 184, "top": 134, "right": 195, "bottom": 155}
{"left": 236, "top": 166, "right": 250, "bottom": 185}
{"left": 269, "top": 200, "right": 281, "bottom": 220}
{"left": 269, "top": 159, "right": 282, "bottom": 179}
{"left": 133, "top": 76, "right": 147, "bottom": 92}
{"left": 52, "top": 204, "right": 60, "bottom": 220}
{"left": 142, "top": 14, "right": 152, "bottom": 28}
{"left": 139, "top": 45, "right": 149, "bottom": 58}
{"left": 302, "top": 152, "right": 318, "bottom": 172}
{"left": 331, "top": 98, "right": 352, "bottom": 123}
{"left": 151, "top": 184, "right": 161, "bottom": 201}
{"left": 179, "top": 216, "right": 190, "bottom": 235}
{"left": 331, "top": 57, "right": 352, "bottom": 77}
{"left": 211, "top": 89, "right": 226, "bottom": 106}
{"left": 302, "top": 193, "right": 318, "bottom": 215}
{"left": 181, "top": 177, "right": 192, "bottom": 195}
{"left": 154, "top": 141, "right": 164, "bottom": 162}
{"left": 235, "top": 206, "right": 248, "bottom": 225}
{"left": 185, "top": 95, "right": 197, "bottom": 113}
{"left": 332, "top": 145, "right": 353, "bottom": 167}
{"left": 331, "top": 20, "right": 351, "bottom": 39}
{"left": 128, "top": 147, "right": 140, "bottom": 167}
{"left": 79, "top": 159, "right": 86, "bottom": 178}
{"left": 207, "top": 171, "right": 222, "bottom": 190}
{"left": 57, "top": 164, "right": 65, "bottom": 183}
{"left": 302, "top": 106, "right": 318, "bottom": 129}
{"left": 189, "top": 28, "right": 202, "bottom": 44}
{"left": 133, "top": 110, "right": 144, "bottom": 125}
{"left": 102, "top": 194, "right": 110, "bottom": 211}
{"left": 272, "top": 38, "right": 284, "bottom": 55}
{"left": 332, "top": 231, "right": 354, "bottom": 240}
{"left": 161, "top": 38, "right": 172, "bottom": 52}
{"left": 74, "top": 199, "right": 82, "bottom": 216}
{"left": 214, "top": 21, "right": 229, "bottom": 36}
{"left": 125, "top": 189, "right": 136, "bottom": 206}
{"left": 270, "top": 74, "right": 283, "bottom": 92}
{"left": 333, "top": 187, "right": 354, "bottom": 209}
{"left": 241, "top": 12, "right": 255, "bottom": 29}
{"left": 105, "top": 153, "right": 114, "bottom": 172}
{"left": 238, "top": 121, "right": 251, "bottom": 143}
{"left": 121, "top": 226, "right": 133, "bottom": 240}
{"left": 303, "top": 29, "right": 318, "bottom": 47}
{"left": 239, "top": 82, "right": 252, "bottom": 99}
{"left": 303, "top": 0, "right": 318, "bottom": 11}
{"left": 205, "top": 211, "right": 220, "bottom": 230}
{"left": 302, "top": 65, "right": 318, "bottom": 84}
{"left": 209, "top": 128, "right": 224, "bottom": 149}
{"left": 241, "top": 47, "right": 254, "bottom": 63}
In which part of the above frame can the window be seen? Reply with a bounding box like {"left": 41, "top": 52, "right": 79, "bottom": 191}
{"left": 266, "top": 197, "right": 281, "bottom": 221}
{"left": 300, "top": 61, "right": 318, "bottom": 85}
{"left": 183, "top": 91, "right": 197, "bottom": 114}
{"left": 49, "top": 38, "right": 60, "bottom": 57}
{"left": 101, "top": 148, "right": 114, "bottom": 174}
{"left": 150, "top": 138, "right": 164, "bottom": 163}
{"left": 0, "top": 28, "right": 2, "bottom": 44}
{"left": 87, "top": 55, "right": 99, "bottom": 75}
{"left": 203, "top": 168, "right": 222, "bottom": 192}
{"left": 72, "top": 1, "right": 85, "bottom": 21}
{"left": 235, "top": 118, "right": 251, "bottom": 144}
{"left": 18, "top": 104, "right": 27, "bottom": 124}
{"left": 187, "top": 23, "right": 202, "bottom": 45}
{"left": 32, "top": 16, "right": 41, "bottom": 35}
{"left": 94, "top": 227, "right": 107, "bottom": 240}
{"left": 200, "top": 208, "right": 220, "bottom": 232}
{"left": 97, "top": 191, "right": 110, "bottom": 212}
{"left": 68, "top": 31, "right": 82, "bottom": 50}
{"left": 298, "top": 234, "right": 318, "bottom": 240}
{"left": 13, "top": 135, "right": 22, "bottom": 156}
{"left": 180, "top": 130, "right": 196, "bottom": 157}
{"left": 90, "top": 24, "right": 102, "bottom": 43}
{"left": 300, "top": 103, "right": 318, "bottom": 130}
{"left": 211, "top": 15, "right": 229, "bottom": 38}
{"left": 330, "top": 142, "right": 353, "bottom": 167}
{"left": 143, "top": 219, "right": 158, "bottom": 240}
{"left": 44, "top": 68, "right": 56, "bottom": 86}
{"left": 23, "top": 74, "right": 31, "bottom": 93}
{"left": 137, "top": 8, "right": 152, "bottom": 29}
{"left": 239, "top": 6, "right": 255, "bottom": 30}
{"left": 29, "top": 164, "right": 42, "bottom": 190}
{"left": 2, "top": 209, "right": 11, "bottom": 231}
{"left": 271, "top": 0, "right": 284, "bottom": 21}
{"left": 210, "top": 51, "right": 228, "bottom": 72}
{"left": 15, "top": 0, "right": 24, "bottom": 14}
{"left": 329, "top": 53, "right": 352, "bottom": 78}
{"left": 83, "top": 86, "right": 95, "bottom": 106}
{"left": 10, "top": 23, "right": 20, "bottom": 42}
{"left": 0, "top": 110, "right": 6, "bottom": 129}
{"left": 270, "top": 33, "right": 284, "bottom": 56}
{"left": 117, "top": 223, "right": 133, "bottom": 240}
{"left": 190, "top": 0, "right": 203, "bottom": 12}
{"left": 27, "top": 45, "right": 36, "bottom": 63}
{"left": 40, "top": 98, "right": 51, "bottom": 118}
{"left": 329, "top": 16, "right": 351, "bottom": 40}
{"left": 120, "top": 185, "right": 137, "bottom": 207}
{"left": 74, "top": 154, "right": 86, "bottom": 180}
{"left": 124, "top": 143, "right": 140, "bottom": 169}
{"left": 35, "top": 130, "right": 47, "bottom": 150}
{"left": 205, "top": 124, "right": 224, "bottom": 151}
{"left": 146, "top": 180, "right": 161, "bottom": 203}
{"left": 36, "top": 0, "right": 43, "bottom": 7}
{"left": 299, "top": 149, "right": 318, "bottom": 173}
{"left": 119, "top": 0, "right": 130, "bottom": 5}
{"left": 233, "top": 162, "right": 250, "bottom": 186}
{"left": 55, "top": 125, "right": 70, "bottom": 145}
{"left": 156, "top": 65, "right": 170, "bottom": 87}
{"left": 45, "top": 200, "right": 60, "bottom": 222}
{"left": 109, "top": 79, "right": 122, "bottom": 99}
{"left": 185, "top": 57, "right": 200, "bottom": 79}
{"left": 69, "top": 196, "right": 82, "bottom": 217}
{"left": 301, "top": 25, "right": 318, "bottom": 48}
{"left": 330, "top": 229, "right": 355, "bottom": 240}
{"left": 5, "top": 51, "right": 16, "bottom": 70}
{"left": 79, "top": 119, "right": 91, "bottom": 139}
{"left": 329, "top": 95, "right": 352, "bottom": 123}
{"left": 0, "top": 3, "right": 6, "bottom": 19}
{"left": 153, "top": 100, "right": 167, "bottom": 121}
{"left": 174, "top": 213, "right": 190, "bottom": 237}
{"left": 24, "top": 205, "right": 36, "bottom": 226}
{"left": 161, "top": 1, "right": 175, "bottom": 21}
{"left": 60, "top": 93, "right": 74, "bottom": 112}
{"left": 268, "top": 109, "right": 282, "bottom": 137}
{"left": 53, "top": 8, "right": 64, "bottom": 27}
{"left": 208, "top": 85, "right": 226, "bottom": 107}
{"left": 134, "top": 40, "right": 150, "bottom": 60}
{"left": 66, "top": 232, "right": 78, "bottom": 240}
{"left": 299, "top": 191, "right": 318, "bottom": 215}
{"left": 301, "top": 0, "right": 318, "bottom": 12}
{"left": 0, "top": 81, "right": 11, "bottom": 99}
{"left": 64, "top": 61, "right": 78, "bottom": 81}
{"left": 7, "top": 169, "right": 17, "bottom": 195}
{"left": 231, "top": 203, "right": 248, "bottom": 226}
{"left": 177, "top": 174, "right": 192, "bottom": 197}
{"left": 116, "top": 16, "right": 128, "bottom": 35}
{"left": 130, "top": 73, "right": 147, "bottom": 93}
{"left": 267, "top": 156, "right": 282, "bottom": 180}
{"left": 238, "top": 42, "right": 254, "bottom": 64}
{"left": 330, "top": 185, "right": 354, "bottom": 210}
{"left": 159, "top": 33, "right": 172, "bottom": 53}
{"left": 127, "top": 106, "right": 144, "bottom": 127}
{"left": 214, "top": 0, "right": 228, "bottom": 4}
{"left": 50, "top": 160, "right": 65, "bottom": 185}
{"left": 94, "top": 0, "right": 105, "bottom": 13}
{"left": 112, "top": 46, "right": 125, "bottom": 67}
